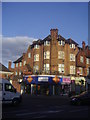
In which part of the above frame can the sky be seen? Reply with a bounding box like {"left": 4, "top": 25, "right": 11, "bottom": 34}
{"left": 2, "top": 2, "right": 88, "bottom": 67}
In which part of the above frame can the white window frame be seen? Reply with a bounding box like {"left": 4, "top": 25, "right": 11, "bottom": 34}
{"left": 70, "top": 66, "right": 75, "bottom": 74}
{"left": 28, "top": 52, "right": 31, "bottom": 58}
{"left": 80, "top": 56, "right": 83, "bottom": 63}
{"left": 70, "top": 54, "right": 75, "bottom": 61}
{"left": 79, "top": 67, "right": 83, "bottom": 75}
{"left": 44, "top": 41, "right": 50, "bottom": 46}
{"left": 15, "top": 71, "right": 17, "bottom": 75}
{"left": 58, "top": 51, "right": 65, "bottom": 59}
{"left": 34, "top": 44, "right": 39, "bottom": 49}
{"left": 58, "top": 64, "right": 64, "bottom": 73}
{"left": 87, "top": 68, "right": 89, "bottom": 75}
{"left": 58, "top": 40, "right": 65, "bottom": 46}
{"left": 19, "top": 62, "right": 22, "bottom": 67}
{"left": 34, "top": 54, "right": 39, "bottom": 61}
{"left": 70, "top": 44, "right": 75, "bottom": 49}
{"left": 19, "top": 71, "right": 21, "bottom": 75}
{"left": 33, "top": 65, "right": 39, "bottom": 72}
{"left": 16, "top": 63, "right": 18, "bottom": 67}
{"left": 44, "top": 64, "right": 49, "bottom": 71}
{"left": 23, "top": 60, "right": 26, "bottom": 66}
{"left": 44, "top": 51, "right": 50, "bottom": 59}
{"left": 87, "top": 58, "right": 89, "bottom": 64}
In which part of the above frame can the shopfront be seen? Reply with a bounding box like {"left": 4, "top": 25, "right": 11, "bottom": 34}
{"left": 61, "top": 77, "right": 71, "bottom": 94}
{"left": 22, "top": 75, "right": 62, "bottom": 95}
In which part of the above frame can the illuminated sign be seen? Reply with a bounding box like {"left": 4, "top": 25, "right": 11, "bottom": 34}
{"left": 38, "top": 77, "right": 48, "bottom": 82}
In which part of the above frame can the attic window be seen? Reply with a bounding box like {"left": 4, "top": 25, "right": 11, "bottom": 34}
{"left": 70, "top": 44, "right": 75, "bottom": 49}
{"left": 44, "top": 41, "right": 50, "bottom": 46}
{"left": 34, "top": 44, "right": 39, "bottom": 49}
{"left": 58, "top": 40, "right": 65, "bottom": 46}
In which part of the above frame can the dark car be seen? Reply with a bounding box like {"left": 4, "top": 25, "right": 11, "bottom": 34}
{"left": 70, "top": 91, "right": 90, "bottom": 105}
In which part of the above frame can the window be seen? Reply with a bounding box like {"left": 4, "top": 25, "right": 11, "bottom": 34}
{"left": 70, "top": 44, "right": 75, "bottom": 49}
{"left": 44, "top": 41, "right": 50, "bottom": 46}
{"left": 34, "top": 54, "right": 39, "bottom": 61}
{"left": 16, "top": 63, "right": 18, "bottom": 67}
{"left": 34, "top": 44, "right": 39, "bottom": 49}
{"left": 19, "top": 71, "right": 21, "bottom": 75}
{"left": 87, "top": 58, "right": 89, "bottom": 64}
{"left": 58, "top": 40, "right": 65, "bottom": 46}
{"left": 44, "top": 64, "right": 49, "bottom": 72}
{"left": 23, "top": 60, "right": 26, "bottom": 66}
{"left": 44, "top": 51, "right": 50, "bottom": 59}
{"left": 79, "top": 67, "right": 83, "bottom": 75}
{"left": 19, "top": 62, "right": 22, "bottom": 67}
{"left": 15, "top": 71, "right": 17, "bottom": 75}
{"left": 80, "top": 56, "right": 83, "bottom": 63}
{"left": 87, "top": 68, "right": 89, "bottom": 75}
{"left": 70, "top": 54, "right": 75, "bottom": 61}
{"left": 70, "top": 66, "right": 75, "bottom": 74}
{"left": 5, "top": 83, "right": 15, "bottom": 92}
{"left": 58, "top": 51, "right": 64, "bottom": 59}
{"left": 58, "top": 64, "right": 64, "bottom": 73}
{"left": 33, "top": 65, "right": 39, "bottom": 72}
{"left": 28, "top": 53, "right": 31, "bottom": 58}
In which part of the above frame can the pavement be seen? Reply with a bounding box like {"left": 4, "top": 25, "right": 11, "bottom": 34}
{"left": 2, "top": 94, "right": 90, "bottom": 120}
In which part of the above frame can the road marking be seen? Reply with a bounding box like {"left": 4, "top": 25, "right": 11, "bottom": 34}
{"left": 69, "top": 108, "right": 88, "bottom": 113}
{"left": 16, "top": 110, "right": 64, "bottom": 116}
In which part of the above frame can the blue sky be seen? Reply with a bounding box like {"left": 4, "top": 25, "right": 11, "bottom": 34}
{"left": 2, "top": 2, "right": 88, "bottom": 67}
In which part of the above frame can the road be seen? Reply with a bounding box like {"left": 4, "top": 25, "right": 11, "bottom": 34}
{"left": 2, "top": 94, "right": 90, "bottom": 119}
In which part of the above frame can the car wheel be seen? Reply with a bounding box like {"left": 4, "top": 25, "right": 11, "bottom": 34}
{"left": 12, "top": 98, "right": 19, "bottom": 106}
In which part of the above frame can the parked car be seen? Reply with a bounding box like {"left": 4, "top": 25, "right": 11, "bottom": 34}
{"left": 70, "top": 91, "right": 90, "bottom": 105}
{"left": 0, "top": 78, "right": 22, "bottom": 106}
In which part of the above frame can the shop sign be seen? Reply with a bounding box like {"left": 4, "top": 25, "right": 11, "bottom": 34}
{"left": 63, "top": 78, "right": 71, "bottom": 84}
{"left": 38, "top": 77, "right": 48, "bottom": 82}
{"left": 27, "top": 76, "right": 33, "bottom": 83}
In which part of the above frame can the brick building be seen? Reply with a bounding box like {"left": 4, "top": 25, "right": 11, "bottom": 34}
{"left": 8, "top": 29, "right": 90, "bottom": 94}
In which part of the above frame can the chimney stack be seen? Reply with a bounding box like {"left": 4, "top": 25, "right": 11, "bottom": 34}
{"left": 82, "top": 41, "right": 85, "bottom": 50}
{"left": 50, "top": 28, "right": 58, "bottom": 40}
{"left": 8, "top": 61, "right": 12, "bottom": 70}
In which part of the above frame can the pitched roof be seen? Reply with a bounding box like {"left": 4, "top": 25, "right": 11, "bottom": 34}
{"left": 66, "top": 38, "right": 78, "bottom": 45}
{"left": 0, "top": 63, "right": 11, "bottom": 72}
{"left": 58, "top": 34, "right": 66, "bottom": 41}
{"left": 13, "top": 56, "right": 23, "bottom": 63}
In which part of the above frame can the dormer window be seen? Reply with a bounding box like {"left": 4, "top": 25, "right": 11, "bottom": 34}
{"left": 44, "top": 41, "right": 50, "bottom": 46}
{"left": 70, "top": 44, "right": 75, "bottom": 49}
{"left": 58, "top": 40, "right": 65, "bottom": 46}
{"left": 34, "top": 44, "right": 39, "bottom": 49}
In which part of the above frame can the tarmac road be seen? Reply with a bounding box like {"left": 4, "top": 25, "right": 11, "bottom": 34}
{"left": 2, "top": 94, "right": 90, "bottom": 120}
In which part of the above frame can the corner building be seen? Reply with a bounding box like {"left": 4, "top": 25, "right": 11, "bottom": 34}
{"left": 9, "top": 29, "right": 90, "bottom": 95}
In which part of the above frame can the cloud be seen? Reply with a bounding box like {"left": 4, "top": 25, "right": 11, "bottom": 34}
{"left": 2, "top": 36, "right": 37, "bottom": 67}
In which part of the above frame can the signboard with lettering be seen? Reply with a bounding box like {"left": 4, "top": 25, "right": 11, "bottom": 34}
{"left": 62, "top": 78, "right": 71, "bottom": 84}
{"left": 38, "top": 77, "right": 48, "bottom": 82}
